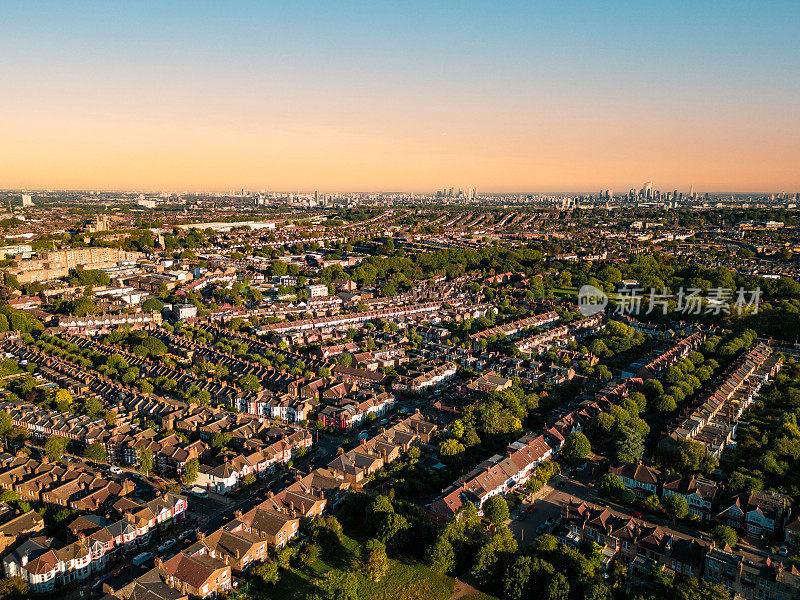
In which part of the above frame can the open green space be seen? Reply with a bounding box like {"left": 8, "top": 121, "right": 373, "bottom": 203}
{"left": 257, "top": 533, "right": 469, "bottom": 600}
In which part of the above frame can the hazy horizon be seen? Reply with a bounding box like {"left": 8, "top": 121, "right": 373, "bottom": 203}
{"left": 2, "top": 1, "right": 799, "bottom": 193}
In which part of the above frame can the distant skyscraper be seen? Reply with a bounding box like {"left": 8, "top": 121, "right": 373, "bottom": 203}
{"left": 21, "top": 194, "right": 33, "bottom": 207}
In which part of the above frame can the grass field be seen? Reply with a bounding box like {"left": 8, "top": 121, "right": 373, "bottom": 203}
{"left": 257, "top": 534, "right": 460, "bottom": 600}
{"left": 460, "top": 593, "right": 501, "bottom": 600}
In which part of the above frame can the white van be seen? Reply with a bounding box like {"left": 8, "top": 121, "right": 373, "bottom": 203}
{"left": 110, "top": 466, "right": 123, "bottom": 475}
{"left": 190, "top": 487, "right": 209, "bottom": 498}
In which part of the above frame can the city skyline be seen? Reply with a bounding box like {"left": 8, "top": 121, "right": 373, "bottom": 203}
{"left": 2, "top": 1, "right": 799, "bottom": 193}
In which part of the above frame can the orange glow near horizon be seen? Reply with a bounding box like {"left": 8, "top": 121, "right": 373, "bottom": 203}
{"left": 1, "top": 3, "right": 798, "bottom": 194}
{"left": 3, "top": 96, "right": 798, "bottom": 194}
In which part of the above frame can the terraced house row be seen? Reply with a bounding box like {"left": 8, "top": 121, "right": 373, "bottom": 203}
{"left": 431, "top": 376, "right": 642, "bottom": 521}
{"left": 326, "top": 412, "right": 437, "bottom": 485}
{"left": 4, "top": 493, "right": 187, "bottom": 594}
{"left": 559, "top": 499, "right": 800, "bottom": 600}
{"left": 431, "top": 431, "right": 554, "bottom": 519}
{"left": 0, "top": 454, "right": 187, "bottom": 594}
{"left": 469, "top": 310, "right": 559, "bottom": 341}
{"left": 514, "top": 312, "right": 603, "bottom": 356}
{"left": 609, "top": 461, "right": 789, "bottom": 535}
{"left": 260, "top": 300, "right": 444, "bottom": 334}
{"left": 661, "top": 342, "right": 783, "bottom": 457}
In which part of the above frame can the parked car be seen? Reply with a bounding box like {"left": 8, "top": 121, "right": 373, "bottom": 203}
{"left": 526, "top": 504, "right": 536, "bottom": 513}
{"left": 178, "top": 529, "right": 195, "bottom": 541}
{"left": 157, "top": 539, "right": 177, "bottom": 553}
{"left": 132, "top": 552, "right": 154, "bottom": 566}
{"left": 536, "top": 524, "right": 548, "bottom": 535}
{"left": 190, "top": 487, "right": 209, "bottom": 498}
{"left": 110, "top": 466, "right": 123, "bottom": 475}
{"left": 516, "top": 512, "right": 527, "bottom": 521}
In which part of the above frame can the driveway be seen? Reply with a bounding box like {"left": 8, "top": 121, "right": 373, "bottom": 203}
{"left": 507, "top": 463, "right": 600, "bottom": 545}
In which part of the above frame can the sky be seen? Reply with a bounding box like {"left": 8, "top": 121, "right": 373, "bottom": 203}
{"left": 1, "top": 1, "right": 798, "bottom": 194}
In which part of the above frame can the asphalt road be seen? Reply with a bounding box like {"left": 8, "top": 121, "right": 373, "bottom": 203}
{"left": 508, "top": 467, "right": 596, "bottom": 545}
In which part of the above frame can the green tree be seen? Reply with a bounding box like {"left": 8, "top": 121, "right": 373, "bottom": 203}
{"left": 361, "top": 538, "right": 389, "bottom": 582}
{"left": 300, "top": 542, "right": 321, "bottom": 565}
{"left": 251, "top": 560, "right": 279, "bottom": 585}
{"left": 83, "top": 397, "right": 103, "bottom": 419}
{"left": 615, "top": 426, "right": 644, "bottom": 463}
{"left": 655, "top": 394, "right": 678, "bottom": 413}
{"left": 643, "top": 494, "right": 661, "bottom": 512}
{"left": 183, "top": 457, "right": 199, "bottom": 485}
{"left": 628, "top": 392, "right": 647, "bottom": 412}
{"left": 712, "top": 525, "right": 738, "bottom": 548}
{"left": 439, "top": 438, "right": 465, "bottom": 463}
{"left": 546, "top": 572, "right": 570, "bottom": 600}
{"left": 44, "top": 436, "right": 69, "bottom": 462}
{"left": 54, "top": 388, "right": 74, "bottom": 412}
{"left": 211, "top": 432, "right": 232, "bottom": 449}
{"left": 674, "top": 577, "right": 731, "bottom": 600}
{"left": 366, "top": 494, "right": 394, "bottom": 524}
{"left": 502, "top": 555, "right": 532, "bottom": 600}
{"left": 139, "top": 447, "right": 154, "bottom": 475}
{"left": 376, "top": 512, "right": 408, "bottom": 548}
{"left": 141, "top": 336, "right": 168, "bottom": 357}
{"left": 663, "top": 493, "right": 689, "bottom": 523}
{"left": 483, "top": 495, "right": 510, "bottom": 527}
{"left": 563, "top": 432, "right": 591, "bottom": 464}
{"left": 0, "top": 576, "right": 29, "bottom": 600}
{"left": 84, "top": 443, "right": 107, "bottom": 462}
{"left": 319, "top": 571, "right": 358, "bottom": 600}
{"left": 592, "top": 412, "right": 616, "bottom": 438}
{"left": 142, "top": 298, "right": 164, "bottom": 312}
{"left": 238, "top": 374, "right": 261, "bottom": 392}
{"left": 472, "top": 526, "right": 517, "bottom": 587}
{"left": 597, "top": 473, "right": 624, "bottom": 499}
{"left": 426, "top": 537, "right": 455, "bottom": 574}
{"left": 642, "top": 379, "right": 664, "bottom": 398}
{"left": 0, "top": 412, "right": 11, "bottom": 439}
{"left": 583, "top": 581, "right": 612, "bottom": 600}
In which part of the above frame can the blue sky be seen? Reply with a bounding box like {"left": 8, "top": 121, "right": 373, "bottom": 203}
{"left": 1, "top": 1, "right": 798, "bottom": 192}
